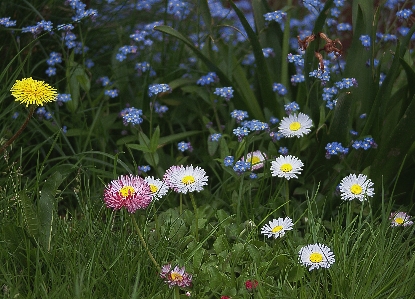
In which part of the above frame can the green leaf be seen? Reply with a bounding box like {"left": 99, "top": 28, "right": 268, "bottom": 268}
{"left": 150, "top": 126, "right": 160, "bottom": 152}
{"left": 253, "top": 0, "right": 284, "bottom": 82}
{"left": 213, "top": 234, "right": 229, "bottom": 255}
{"left": 154, "top": 25, "right": 264, "bottom": 120}
{"left": 78, "top": 151, "right": 133, "bottom": 174}
{"left": 235, "top": 139, "right": 246, "bottom": 160}
{"left": 64, "top": 128, "right": 93, "bottom": 137}
{"left": 246, "top": 244, "right": 261, "bottom": 264}
{"left": 344, "top": 4, "right": 375, "bottom": 119}
{"left": 19, "top": 190, "right": 39, "bottom": 238}
{"left": 400, "top": 58, "right": 415, "bottom": 101}
{"left": 138, "top": 131, "right": 150, "bottom": 147}
{"left": 328, "top": 93, "right": 353, "bottom": 144}
{"left": 192, "top": 247, "right": 206, "bottom": 269}
{"left": 144, "top": 152, "right": 159, "bottom": 167}
{"left": 76, "top": 73, "right": 90, "bottom": 92}
{"left": 127, "top": 144, "right": 152, "bottom": 153}
{"left": 167, "top": 77, "right": 196, "bottom": 90}
{"left": 158, "top": 131, "right": 201, "bottom": 147}
{"left": 199, "top": 0, "right": 212, "bottom": 33}
{"left": 371, "top": 94, "right": 415, "bottom": 189}
{"left": 228, "top": 1, "right": 275, "bottom": 113}
{"left": 216, "top": 41, "right": 264, "bottom": 119}
{"left": 287, "top": 265, "right": 305, "bottom": 282}
{"left": 116, "top": 135, "right": 138, "bottom": 146}
{"left": 304, "top": 0, "right": 333, "bottom": 89}
{"left": 65, "top": 51, "right": 89, "bottom": 113}
{"left": 219, "top": 137, "right": 230, "bottom": 158}
{"left": 362, "top": 24, "right": 415, "bottom": 137}
{"left": 38, "top": 171, "right": 64, "bottom": 251}
{"left": 208, "top": 136, "right": 219, "bottom": 156}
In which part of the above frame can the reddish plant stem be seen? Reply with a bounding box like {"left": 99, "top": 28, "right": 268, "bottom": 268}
{"left": 0, "top": 105, "right": 35, "bottom": 155}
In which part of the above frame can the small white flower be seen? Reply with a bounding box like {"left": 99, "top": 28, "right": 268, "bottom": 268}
{"left": 339, "top": 173, "right": 374, "bottom": 201}
{"left": 299, "top": 243, "right": 335, "bottom": 271}
{"left": 242, "top": 150, "right": 267, "bottom": 170}
{"left": 390, "top": 212, "right": 413, "bottom": 227}
{"left": 261, "top": 217, "right": 294, "bottom": 238}
{"left": 144, "top": 176, "right": 169, "bottom": 200}
{"left": 278, "top": 112, "right": 313, "bottom": 138}
{"left": 163, "top": 165, "right": 208, "bottom": 194}
{"left": 270, "top": 155, "right": 304, "bottom": 180}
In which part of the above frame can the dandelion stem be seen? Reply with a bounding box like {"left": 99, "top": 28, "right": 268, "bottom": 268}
{"left": 0, "top": 105, "right": 35, "bottom": 155}
{"left": 131, "top": 215, "right": 160, "bottom": 271}
{"left": 173, "top": 286, "right": 180, "bottom": 299}
{"left": 189, "top": 192, "right": 199, "bottom": 242}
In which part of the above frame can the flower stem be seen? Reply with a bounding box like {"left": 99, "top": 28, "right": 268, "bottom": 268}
{"left": 131, "top": 215, "right": 160, "bottom": 271}
{"left": 173, "top": 286, "right": 180, "bottom": 299}
{"left": 189, "top": 192, "right": 199, "bottom": 242}
{"left": 179, "top": 193, "right": 183, "bottom": 215}
{"left": 285, "top": 180, "right": 290, "bottom": 215}
{"left": 0, "top": 105, "right": 35, "bottom": 155}
{"left": 211, "top": 96, "right": 223, "bottom": 133}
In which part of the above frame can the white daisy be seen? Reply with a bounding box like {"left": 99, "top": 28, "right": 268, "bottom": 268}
{"left": 260, "top": 217, "right": 294, "bottom": 238}
{"left": 242, "top": 150, "right": 267, "bottom": 170}
{"left": 299, "top": 243, "right": 335, "bottom": 271}
{"left": 390, "top": 212, "right": 413, "bottom": 227}
{"left": 144, "top": 176, "right": 169, "bottom": 200}
{"left": 163, "top": 165, "right": 208, "bottom": 194}
{"left": 270, "top": 155, "right": 304, "bottom": 180}
{"left": 278, "top": 112, "right": 313, "bottom": 138}
{"left": 339, "top": 173, "right": 374, "bottom": 201}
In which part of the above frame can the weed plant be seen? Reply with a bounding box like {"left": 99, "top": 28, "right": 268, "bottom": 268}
{"left": 1, "top": 0, "right": 415, "bottom": 298}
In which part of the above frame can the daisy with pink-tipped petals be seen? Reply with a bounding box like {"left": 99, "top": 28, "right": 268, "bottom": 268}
{"left": 160, "top": 264, "right": 192, "bottom": 288}
{"left": 103, "top": 174, "right": 152, "bottom": 213}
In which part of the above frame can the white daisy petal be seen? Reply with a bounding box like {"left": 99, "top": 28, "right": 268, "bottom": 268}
{"left": 270, "top": 155, "right": 304, "bottom": 180}
{"left": 260, "top": 217, "right": 294, "bottom": 238}
{"left": 339, "top": 173, "right": 374, "bottom": 201}
{"left": 163, "top": 165, "right": 208, "bottom": 194}
{"left": 390, "top": 211, "right": 413, "bottom": 227}
{"left": 278, "top": 112, "right": 313, "bottom": 138}
{"left": 242, "top": 150, "right": 267, "bottom": 170}
{"left": 144, "top": 176, "right": 169, "bottom": 200}
{"left": 299, "top": 243, "right": 335, "bottom": 271}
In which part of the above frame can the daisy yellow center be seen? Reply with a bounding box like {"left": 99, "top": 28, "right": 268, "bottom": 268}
{"left": 395, "top": 217, "right": 404, "bottom": 224}
{"left": 350, "top": 184, "right": 362, "bottom": 195}
{"left": 150, "top": 184, "right": 158, "bottom": 193}
{"left": 182, "top": 175, "right": 195, "bottom": 185}
{"left": 119, "top": 186, "right": 135, "bottom": 197}
{"left": 170, "top": 272, "right": 183, "bottom": 281}
{"left": 309, "top": 252, "right": 323, "bottom": 263}
{"left": 247, "top": 156, "right": 261, "bottom": 164}
{"left": 280, "top": 163, "right": 293, "bottom": 172}
{"left": 289, "top": 122, "right": 301, "bottom": 131}
{"left": 271, "top": 225, "right": 283, "bottom": 233}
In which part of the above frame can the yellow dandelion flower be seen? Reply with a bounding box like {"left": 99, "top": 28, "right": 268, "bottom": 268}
{"left": 10, "top": 77, "right": 57, "bottom": 107}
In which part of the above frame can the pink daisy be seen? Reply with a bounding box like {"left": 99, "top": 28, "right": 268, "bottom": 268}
{"left": 103, "top": 174, "right": 152, "bottom": 213}
{"left": 390, "top": 211, "right": 413, "bottom": 227}
{"left": 160, "top": 264, "right": 192, "bottom": 288}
